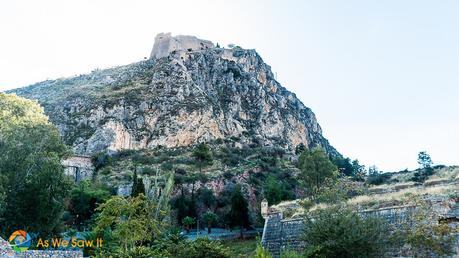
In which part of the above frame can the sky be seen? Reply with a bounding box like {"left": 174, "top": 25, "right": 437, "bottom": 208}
{"left": 0, "top": 0, "right": 458, "bottom": 171}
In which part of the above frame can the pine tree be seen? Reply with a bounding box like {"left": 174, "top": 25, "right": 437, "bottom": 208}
{"left": 192, "top": 143, "right": 212, "bottom": 173}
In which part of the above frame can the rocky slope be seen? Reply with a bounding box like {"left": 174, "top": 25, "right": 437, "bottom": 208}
{"left": 10, "top": 33, "right": 339, "bottom": 157}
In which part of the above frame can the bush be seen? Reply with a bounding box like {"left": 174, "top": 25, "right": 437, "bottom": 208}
{"left": 189, "top": 238, "right": 231, "bottom": 258}
{"left": 366, "top": 172, "right": 391, "bottom": 185}
{"left": 252, "top": 241, "right": 272, "bottom": 258}
{"left": 151, "top": 232, "right": 230, "bottom": 258}
{"left": 67, "top": 180, "right": 111, "bottom": 229}
{"left": 280, "top": 249, "right": 303, "bottom": 258}
{"left": 303, "top": 205, "right": 395, "bottom": 257}
{"left": 161, "top": 162, "right": 174, "bottom": 171}
{"left": 92, "top": 152, "right": 113, "bottom": 170}
{"left": 401, "top": 201, "right": 457, "bottom": 257}
{"left": 140, "top": 166, "right": 156, "bottom": 176}
{"left": 263, "top": 176, "right": 295, "bottom": 205}
{"left": 316, "top": 178, "right": 366, "bottom": 204}
{"left": 412, "top": 167, "right": 434, "bottom": 183}
{"left": 132, "top": 152, "right": 155, "bottom": 164}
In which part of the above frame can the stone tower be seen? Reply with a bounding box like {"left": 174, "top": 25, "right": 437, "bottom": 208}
{"left": 149, "top": 32, "right": 214, "bottom": 60}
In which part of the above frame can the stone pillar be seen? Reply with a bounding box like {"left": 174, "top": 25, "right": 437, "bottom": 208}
{"left": 261, "top": 199, "right": 269, "bottom": 219}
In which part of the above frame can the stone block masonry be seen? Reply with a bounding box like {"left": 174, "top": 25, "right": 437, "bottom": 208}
{"left": 17, "top": 250, "right": 83, "bottom": 258}
{"left": 62, "top": 155, "right": 94, "bottom": 182}
{"left": 0, "top": 237, "right": 82, "bottom": 258}
{"left": 261, "top": 199, "right": 459, "bottom": 257}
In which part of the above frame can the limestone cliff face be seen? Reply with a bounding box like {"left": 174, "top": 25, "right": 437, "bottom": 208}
{"left": 11, "top": 34, "right": 339, "bottom": 157}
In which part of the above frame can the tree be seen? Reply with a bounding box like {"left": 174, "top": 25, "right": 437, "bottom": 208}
{"left": 368, "top": 165, "right": 379, "bottom": 176}
{"left": 94, "top": 194, "right": 164, "bottom": 253}
{"left": 182, "top": 216, "right": 196, "bottom": 233}
{"left": 413, "top": 152, "right": 434, "bottom": 183}
{"left": 298, "top": 148, "right": 338, "bottom": 197}
{"left": 303, "top": 205, "right": 395, "bottom": 257}
{"left": 67, "top": 180, "right": 111, "bottom": 229}
{"left": 366, "top": 165, "right": 391, "bottom": 185}
{"left": 351, "top": 159, "right": 366, "bottom": 181}
{"left": 0, "top": 93, "right": 72, "bottom": 238}
{"left": 131, "top": 167, "right": 145, "bottom": 197}
{"left": 197, "top": 188, "right": 216, "bottom": 209}
{"left": 332, "top": 156, "right": 354, "bottom": 176}
{"left": 192, "top": 143, "right": 212, "bottom": 173}
{"left": 263, "top": 176, "right": 284, "bottom": 205}
{"left": 229, "top": 185, "right": 250, "bottom": 238}
{"left": 417, "top": 151, "right": 433, "bottom": 169}
{"left": 201, "top": 210, "right": 218, "bottom": 233}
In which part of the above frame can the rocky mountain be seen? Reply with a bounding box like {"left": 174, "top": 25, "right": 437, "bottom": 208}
{"left": 10, "top": 33, "right": 339, "bottom": 157}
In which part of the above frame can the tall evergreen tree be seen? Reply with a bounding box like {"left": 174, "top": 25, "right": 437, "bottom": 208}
{"left": 229, "top": 185, "right": 250, "bottom": 238}
{"left": 131, "top": 168, "right": 145, "bottom": 197}
{"left": 192, "top": 143, "right": 212, "bottom": 173}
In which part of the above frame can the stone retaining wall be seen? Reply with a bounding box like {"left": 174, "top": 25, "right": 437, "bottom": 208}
{"left": 261, "top": 199, "right": 458, "bottom": 257}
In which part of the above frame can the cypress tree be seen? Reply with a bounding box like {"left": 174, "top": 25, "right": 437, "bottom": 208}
{"left": 131, "top": 168, "right": 145, "bottom": 197}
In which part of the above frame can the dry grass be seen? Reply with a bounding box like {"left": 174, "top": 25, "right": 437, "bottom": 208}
{"left": 426, "top": 166, "right": 459, "bottom": 182}
{"left": 369, "top": 181, "right": 416, "bottom": 191}
{"left": 278, "top": 181, "right": 458, "bottom": 218}
{"left": 345, "top": 183, "right": 457, "bottom": 209}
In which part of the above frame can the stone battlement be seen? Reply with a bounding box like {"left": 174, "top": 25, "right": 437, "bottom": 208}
{"left": 149, "top": 32, "right": 214, "bottom": 59}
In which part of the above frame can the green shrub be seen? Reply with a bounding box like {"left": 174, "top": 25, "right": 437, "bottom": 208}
{"left": 303, "top": 205, "right": 395, "bottom": 257}
{"left": 280, "top": 249, "right": 303, "bottom": 258}
{"left": 132, "top": 152, "right": 155, "bottom": 164}
{"left": 140, "top": 166, "right": 156, "bottom": 176}
{"left": 161, "top": 162, "right": 174, "bottom": 171}
{"left": 67, "top": 180, "right": 111, "bottom": 229}
{"left": 152, "top": 232, "right": 230, "bottom": 258}
{"left": 92, "top": 151, "right": 113, "bottom": 170}
{"left": 190, "top": 238, "right": 231, "bottom": 258}
{"left": 99, "top": 166, "right": 112, "bottom": 176}
{"left": 366, "top": 172, "right": 391, "bottom": 185}
{"left": 316, "top": 178, "right": 366, "bottom": 204}
{"left": 252, "top": 241, "right": 272, "bottom": 258}
{"left": 401, "top": 201, "right": 457, "bottom": 257}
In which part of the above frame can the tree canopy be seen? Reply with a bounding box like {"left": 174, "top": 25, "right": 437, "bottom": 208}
{"left": 229, "top": 185, "right": 250, "bottom": 237}
{"left": 0, "top": 93, "right": 71, "bottom": 237}
{"left": 298, "top": 148, "right": 338, "bottom": 197}
{"left": 192, "top": 143, "right": 212, "bottom": 173}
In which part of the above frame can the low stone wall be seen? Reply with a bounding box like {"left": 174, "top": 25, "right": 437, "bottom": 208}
{"left": 261, "top": 199, "right": 458, "bottom": 257}
{"left": 18, "top": 250, "right": 83, "bottom": 258}
{"left": 0, "top": 237, "right": 83, "bottom": 258}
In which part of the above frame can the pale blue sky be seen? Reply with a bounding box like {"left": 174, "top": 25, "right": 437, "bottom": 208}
{"left": 1, "top": 0, "right": 458, "bottom": 171}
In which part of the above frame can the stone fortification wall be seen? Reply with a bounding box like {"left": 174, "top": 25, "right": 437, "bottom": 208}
{"left": 261, "top": 199, "right": 458, "bottom": 257}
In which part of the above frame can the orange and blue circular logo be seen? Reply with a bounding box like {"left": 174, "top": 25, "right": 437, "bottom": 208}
{"left": 8, "top": 230, "right": 31, "bottom": 252}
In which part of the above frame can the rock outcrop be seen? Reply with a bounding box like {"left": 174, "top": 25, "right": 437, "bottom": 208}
{"left": 10, "top": 33, "right": 339, "bottom": 157}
